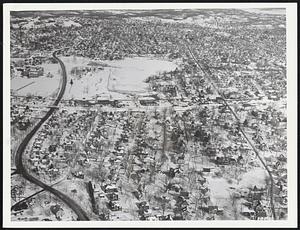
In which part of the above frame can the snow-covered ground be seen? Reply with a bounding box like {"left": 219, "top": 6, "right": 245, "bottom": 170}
{"left": 11, "top": 56, "right": 178, "bottom": 100}
{"left": 207, "top": 166, "right": 268, "bottom": 206}
{"left": 241, "top": 8, "right": 286, "bottom": 15}
{"left": 206, "top": 166, "right": 268, "bottom": 220}
{"left": 238, "top": 167, "right": 268, "bottom": 188}
{"left": 62, "top": 20, "right": 81, "bottom": 27}
{"left": 62, "top": 56, "right": 178, "bottom": 100}
{"left": 104, "top": 57, "right": 177, "bottom": 92}
{"left": 11, "top": 63, "right": 61, "bottom": 98}
{"left": 207, "top": 177, "right": 231, "bottom": 205}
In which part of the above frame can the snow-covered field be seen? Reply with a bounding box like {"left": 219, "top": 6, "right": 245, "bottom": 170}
{"left": 11, "top": 56, "right": 178, "bottom": 100}
{"left": 207, "top": 166, "right": 268, "bottom": 209}
{"left": 207, "top": 177, "right": 231, "bottom": 204}
{"left": 60, "top": 56, "right": 178, "bottom": 100}
{"left": 207, "top": 167, "right": 267, "bottom": 203}
{"left": 238, "top": 167, "right": 268, "bottom": 188}
{"left": 11, "top": 63, "right": 61, "bottom": 98}
{"left": 105, "top": 57, "right": 177, "bottom": 92}
{"left": 206, "top": 167, "right": 268, "bottom": 220}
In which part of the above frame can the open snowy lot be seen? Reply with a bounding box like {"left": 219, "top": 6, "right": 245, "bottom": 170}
{"left": 11, "top": 56, "right": 178, "bottom": 101}
{"left": 11, "top": 63, "right": 61, "bottom": 98}
{"left": 62, "top": 56, "right": 178, "bottom": 100}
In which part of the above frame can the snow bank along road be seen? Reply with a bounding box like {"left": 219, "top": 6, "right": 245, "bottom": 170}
{"left": 14, "top": 51, "right": 90, "bottom": 221}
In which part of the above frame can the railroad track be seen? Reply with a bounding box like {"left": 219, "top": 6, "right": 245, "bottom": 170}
{"left": 186, "top": 44, "right": 277, "bottom": 220}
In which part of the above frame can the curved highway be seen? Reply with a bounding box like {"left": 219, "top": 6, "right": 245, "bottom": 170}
{"left": 14, "top": 51, "right": 90, "bottom": 221}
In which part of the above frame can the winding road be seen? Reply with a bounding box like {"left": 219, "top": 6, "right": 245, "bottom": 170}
{"left": 13, "top": 51, "right": 90, "bottom": 221}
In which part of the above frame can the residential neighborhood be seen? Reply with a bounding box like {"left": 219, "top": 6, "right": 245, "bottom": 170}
{"left": 9, "top": 8, "right": 289, "bottom": 222}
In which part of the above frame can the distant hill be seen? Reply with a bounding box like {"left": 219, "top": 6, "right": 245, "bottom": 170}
{"left": 10, "top": 8, "right": 247, "bottom": 20}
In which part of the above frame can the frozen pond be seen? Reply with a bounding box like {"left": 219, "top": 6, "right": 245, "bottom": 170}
{"left": 11, "top": 56, "right": 178, "bottom": 100}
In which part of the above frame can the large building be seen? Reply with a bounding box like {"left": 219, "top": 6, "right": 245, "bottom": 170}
{"left": 23, "top": 65, "right": 44, "bottom": 78}
{"left": 139, "top": 96, "right": 157, "bottom": 106}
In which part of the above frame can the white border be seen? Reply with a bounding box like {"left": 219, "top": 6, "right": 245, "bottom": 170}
{"left": 3, "top": 3, "right": 298, "bottom": 228}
